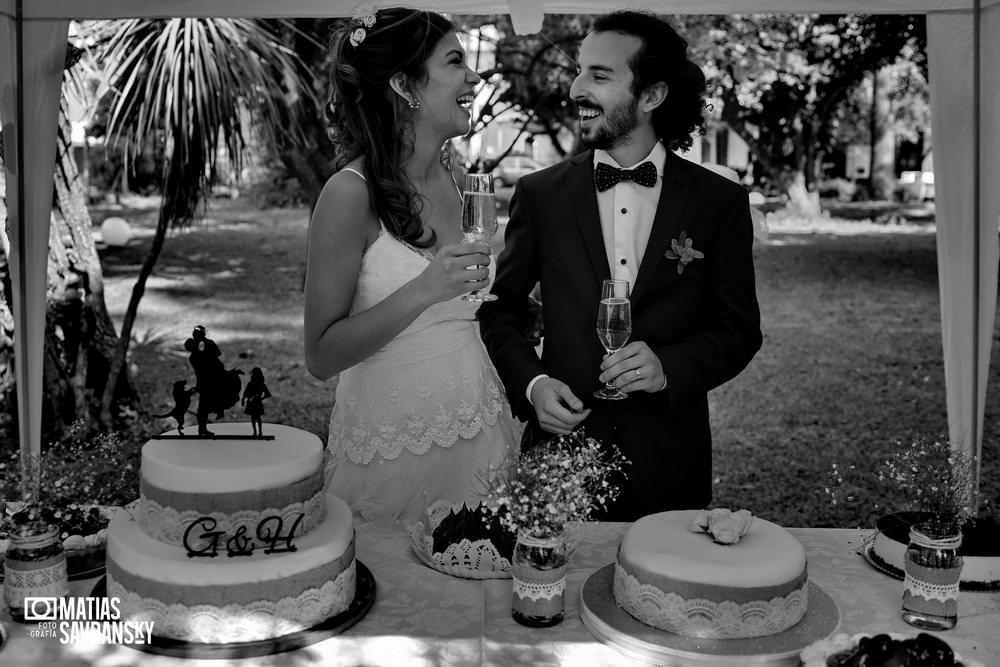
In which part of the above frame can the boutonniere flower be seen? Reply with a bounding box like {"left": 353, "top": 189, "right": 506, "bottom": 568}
{"left": 664, "top": 231, "right": 704, "bottom": 274}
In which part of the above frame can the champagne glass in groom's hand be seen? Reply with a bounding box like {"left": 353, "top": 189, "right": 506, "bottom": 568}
{"left": 461, "top": 173, "right": 498, "bottom": 302}
{"left": 594, "top": 279, "right": 631, "bottom": 400}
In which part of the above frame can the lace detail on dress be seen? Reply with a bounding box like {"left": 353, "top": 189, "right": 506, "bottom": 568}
{"left": 139, "top": 491, "right": 327, "bottom": 547}
{"left": 613, "top": 563, "right": 808, "bottom": 639}
{"left": 107, "top": 561, "right": 356, "bottom": 643}
{"left": 330, "top": 361, "right": 507, "bottom": 464}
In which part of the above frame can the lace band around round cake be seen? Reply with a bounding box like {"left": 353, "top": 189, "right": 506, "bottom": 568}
{"left": 139, "top": 468, "right": 327, "bottom": 547}
{"left": 106, "top": 540, "right": 354, "bottom": 606}
{"left": 613, "top": 563, "right": 809, "bottom": 639}
{"left": 618, "top": 559, "right": 809, "bottom": 604}
{"left": 106, "top": 561, "right": 358, "bottom": 644}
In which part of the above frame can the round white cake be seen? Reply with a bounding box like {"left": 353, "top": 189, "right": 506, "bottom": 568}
{"left": 614, "top": 509, "right": 809, "bottom": 639}
{"left": 105, "top": 424, "right": 357, "bottom": 643}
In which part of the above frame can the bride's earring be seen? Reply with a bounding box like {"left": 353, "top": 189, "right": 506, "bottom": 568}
{"left": 408, "top": 98, "right": 421, "bottom": 110}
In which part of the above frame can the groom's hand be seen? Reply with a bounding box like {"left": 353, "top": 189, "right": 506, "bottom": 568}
{"left": 600, "top": 342, "right": 665, "bottom": 393}
{"left": 530, "top": 378, "right": 591, "bottom": 435}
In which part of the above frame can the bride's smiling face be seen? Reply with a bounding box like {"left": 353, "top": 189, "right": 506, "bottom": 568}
{"left": 411, "top": 32, "right": 480, "bottom": 139}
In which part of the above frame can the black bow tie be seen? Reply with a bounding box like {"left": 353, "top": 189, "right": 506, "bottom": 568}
{"left": 594, "top": 161, "right": 658, "bottom": 192}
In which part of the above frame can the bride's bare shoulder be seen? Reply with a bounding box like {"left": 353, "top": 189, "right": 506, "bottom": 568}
{"left": 312, "top": 161, "right": 376, "bottom": 236}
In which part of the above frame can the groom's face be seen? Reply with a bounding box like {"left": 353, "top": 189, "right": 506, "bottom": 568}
{"left": 570, "top": 31, "right": 644, "bottom": 150}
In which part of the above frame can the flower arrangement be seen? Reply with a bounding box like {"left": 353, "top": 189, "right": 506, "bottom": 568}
{"left": 478, "top": 430, "right": 628, "bottom": 539}
{"left": 0, "top": 421, "right": 140, "bottom": 552}
{"left": 828, "top": 436, "right": 978, "bottom": 535}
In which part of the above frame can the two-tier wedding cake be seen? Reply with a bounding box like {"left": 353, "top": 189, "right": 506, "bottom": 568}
{"left": 105, "top": 423, "right": 356, "bottom": 643}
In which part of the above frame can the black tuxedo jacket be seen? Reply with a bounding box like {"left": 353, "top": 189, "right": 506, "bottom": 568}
{"left": 479, "top": 149, "right": 762, "bottom": 519}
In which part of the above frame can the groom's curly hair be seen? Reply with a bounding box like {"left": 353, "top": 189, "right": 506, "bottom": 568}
{"left": 591, "top": 11, "right": 707, "bottom": 153}
{"left": 325, "top": 8, "right": 454, "bottom": 248}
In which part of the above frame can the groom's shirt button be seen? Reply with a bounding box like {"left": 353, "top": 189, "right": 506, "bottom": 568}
{"left": 621, "top": 208, "right": 627, "bottom": 214}
{"left": 620, "top": 258, "right": 627, "bottom": 265}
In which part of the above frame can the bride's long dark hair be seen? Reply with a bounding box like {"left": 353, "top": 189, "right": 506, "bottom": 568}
{"left": 326, "top": 8, "right": 454, "bottom": 248}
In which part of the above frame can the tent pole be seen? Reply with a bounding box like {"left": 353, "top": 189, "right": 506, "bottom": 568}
{"left": 971, "top": 0, "right": 982, "bottom": 491}
{"left": 12, "top": 0, "right": 33, "bottom": 501}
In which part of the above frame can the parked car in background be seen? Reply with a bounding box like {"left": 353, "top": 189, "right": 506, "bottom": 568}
{"left": 493, "top": 155, "right": 542, "bottom": 187}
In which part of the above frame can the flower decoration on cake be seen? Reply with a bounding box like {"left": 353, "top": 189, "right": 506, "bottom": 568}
{"left": 827, "top": 436, "right": 979, "bottom": 535}
{"left": 688, "top": 507, "right": 754, "bottom": 544}
{"left": 478, "top": 429, "right": 628, "bottom": 539}
{"left": 664, "top": 231, "right": 703, "bottom": 274}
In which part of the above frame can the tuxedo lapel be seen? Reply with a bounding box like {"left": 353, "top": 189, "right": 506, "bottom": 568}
{"left": 631, "top": 153, "right": 693, "bottom": 306}
{"left": 564, "top": 151, "right": 611, "bottom": 284}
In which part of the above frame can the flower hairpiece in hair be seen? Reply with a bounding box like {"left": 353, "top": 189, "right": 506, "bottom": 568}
{"left": 348, "top": 7, "right": 378, "bottom": 47}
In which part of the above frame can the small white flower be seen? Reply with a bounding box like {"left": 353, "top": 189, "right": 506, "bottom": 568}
{"left": 349, "top": 28, "right": 367, "bottom": 48}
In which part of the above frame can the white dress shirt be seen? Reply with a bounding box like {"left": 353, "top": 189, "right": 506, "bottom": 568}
{"left": 595, "top": 142, "right": 666, "bottom": 286}
{"left": 526, "top": 142, "right": 668, "bottom": 404}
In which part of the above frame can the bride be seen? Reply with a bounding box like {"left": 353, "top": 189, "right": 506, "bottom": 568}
{"left": 304, "top": 8, "right": 518, "bottom": 526}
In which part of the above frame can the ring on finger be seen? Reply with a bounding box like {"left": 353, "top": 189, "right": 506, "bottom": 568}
{"left": 635, "top": 368, "right": 641, "bottom": 380}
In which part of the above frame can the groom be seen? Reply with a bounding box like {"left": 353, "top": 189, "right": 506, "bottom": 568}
{"left": 479, "top": 11, "right": 762, "bottom": 520}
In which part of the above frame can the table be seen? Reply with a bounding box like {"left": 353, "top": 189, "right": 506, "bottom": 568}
{"left": 2, "top": 524, "right": 998, "bottom": 666}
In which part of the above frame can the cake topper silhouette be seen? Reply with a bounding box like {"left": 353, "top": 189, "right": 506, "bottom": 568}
{"left": 241, "top": 367, "right": 272, "bottom": 437}
{"left": 153, "top": 379, "right": 196, "bottom": 435}
{"left": 153, "top": 326, "right": 273, "bottom": 439}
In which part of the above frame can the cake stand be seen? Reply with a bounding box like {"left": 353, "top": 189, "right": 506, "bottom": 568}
{"left": 580, "top": 564, "right": 840, "bottom": 666}
{"left": 90, "top": 560, "right": 376, "bottom": 659}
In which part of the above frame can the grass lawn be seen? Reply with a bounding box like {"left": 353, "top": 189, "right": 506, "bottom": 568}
{"left": 92, "top": 196, "right": 999, "bottom": 529}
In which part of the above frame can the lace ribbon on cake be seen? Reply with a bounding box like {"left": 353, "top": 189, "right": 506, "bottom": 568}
{"left": 613, "top": 564, "right": 808, "bottom": 639}
{"left": 106, "top": 560, "right": 356, "bottom": 643}
{"left": 904, "top": 573, "right": 960, "bottom": 603}
{"left": 139, "top": 490, "right": 327, "bottom": 547}
{"left": 513, "top": 577, "right": 565, "bottom": 602}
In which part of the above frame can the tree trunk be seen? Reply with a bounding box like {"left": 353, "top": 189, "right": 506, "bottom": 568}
{"left": 780, "top": 170, "right": 823, "bottom": 218}
{"left": 98, "top": 196, "right": 171, "bottom": 430}
{"left": 0, "top": 107, "right": 133, "bottom": 446}
{"left": 870, "top": 64, "right": 896, "bottom": 200}
{"left": 98, "top": 136, "right": 206, "bottom": 429}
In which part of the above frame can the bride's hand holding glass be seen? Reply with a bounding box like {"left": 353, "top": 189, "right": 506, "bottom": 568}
{"left": 460, "top": 173, "right": 499, "bottom": 302}
{"left": 415, "top": 243, "right": 491, "bottom": 304}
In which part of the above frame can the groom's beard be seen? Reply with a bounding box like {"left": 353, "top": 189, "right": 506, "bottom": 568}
{"left": 580, "top": 93, "right": 641, "bottom": 150}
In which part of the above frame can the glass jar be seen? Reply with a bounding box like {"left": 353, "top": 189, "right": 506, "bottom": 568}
{"left": 511, "top": 530, "right": 569, "bottom": 627}
{"left": 901, "top": 525, "right": 963, "bottom": 630}
{"left": 3, "top": 524, "right": 69, "bottom": 622}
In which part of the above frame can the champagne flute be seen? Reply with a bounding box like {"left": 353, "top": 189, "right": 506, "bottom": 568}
{"left": 594, "top": 279, "right": 631, "bottom": 400}
{"left": 461, "top": 173, "right": 499, "bottom": 302}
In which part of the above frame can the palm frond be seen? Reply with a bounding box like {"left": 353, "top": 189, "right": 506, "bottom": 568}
{"left": 89, "top": 17, "right": 318, "bottom": 223}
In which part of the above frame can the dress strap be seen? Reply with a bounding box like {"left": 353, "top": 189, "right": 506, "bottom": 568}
{"left": 341, "top": 167, "right": 366, "bottom": 182}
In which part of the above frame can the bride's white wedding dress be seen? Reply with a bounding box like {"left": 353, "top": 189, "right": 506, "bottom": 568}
{"left": 326, "top": 220, "right": 518, "bottom": 527}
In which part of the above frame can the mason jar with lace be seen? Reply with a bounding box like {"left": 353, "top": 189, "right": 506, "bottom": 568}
{"left": 3, "top": 523, "right": 70, "bottom": 622}
{"left": 511, "top": 530, "right": 569, "bottom": 627}
{"left": 901, "top": 524, "right": 964, "bottom": 630}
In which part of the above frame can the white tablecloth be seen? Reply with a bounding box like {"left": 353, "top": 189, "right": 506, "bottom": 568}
{"left": 2, "top": 523, "right": 998, "bottom": 666}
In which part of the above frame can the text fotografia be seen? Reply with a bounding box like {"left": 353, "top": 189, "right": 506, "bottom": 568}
{"left": 24, "top": 596, "right": 154, "bottom": 645}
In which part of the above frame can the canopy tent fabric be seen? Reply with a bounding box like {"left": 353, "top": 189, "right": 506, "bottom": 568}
{"left": 1, "top": 0, "right": 997, "bottom": 497}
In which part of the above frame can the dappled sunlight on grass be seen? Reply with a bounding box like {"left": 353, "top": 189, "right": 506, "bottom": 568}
{"left": 94, "top": 196, "right": 999, "bottom": 529}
